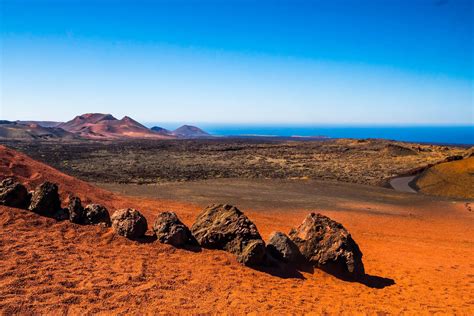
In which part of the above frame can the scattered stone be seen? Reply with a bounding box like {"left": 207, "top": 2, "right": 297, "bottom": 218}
{"left": 0, "top": 178, "right": 30, "bottom": 209}
{"left": 191, "top": 204, "right": 266, "bottom": 266}
{"left": 68, "top": 196, "right": 84, "bottom": 224}
{"left": 153, "top": 211, "right": 192, "bottom": 247}
{"left": 266, "top": 231, "right": 301, "bottom": 263}
{"left": 28, "top": 182, "right": 61, "bottom": 216}
{"left": 83, "top": 204, "right": 111, "bottom": 226}
{"left": 289, "top": 213, "right": 365, "bottom": 278}
{"left": 111, "top": 208, "right": 148, "bottom": 239}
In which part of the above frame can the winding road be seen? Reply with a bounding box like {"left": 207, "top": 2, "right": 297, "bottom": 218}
{"left": 389, "top": 175, "right": 417, "bottom": 193}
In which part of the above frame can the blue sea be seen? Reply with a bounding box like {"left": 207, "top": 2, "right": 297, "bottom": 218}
{"left": 146, "top": 123, "right": 474, "bottom": 146}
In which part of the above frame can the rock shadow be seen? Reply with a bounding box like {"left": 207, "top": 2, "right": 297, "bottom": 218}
{"left": 254, "top": 263, "right": 306, "bottom": 280}
{"left": 131, "top": 234, "right": 157, "bottom": 244}
{"left": 318, "top": 264, "right": 395, "bottom": 289}
{"left": 181, "top": 243, "right": 202, "bottom": 253}
{"left": 357, "top": 274, "right": 395, "bottom": 289}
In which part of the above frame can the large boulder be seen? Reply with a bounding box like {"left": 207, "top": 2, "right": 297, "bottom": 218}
{"left": 191, "top": 204, "right": 266, "bottom": 266}
{"left": 28, "top": 182, "right": 61, "bottom": 216}
{"left": 0, "top": 178, "right": 30, "bottom": 209}
{"left": 153, "top": 211, "right": 192, "bottom": 247}
{"left": 289, "top": 213, "right": 365, "bottom": 278}
{"left": 111, "top": 208, "right": 148, "bottom": 239}
{"left": 83, "top": 204, "right": 111, "bottom": 226}
{"left": 266, "top": 231, "right": 301, "bottom": 263}
{"left": 68, "top": 196, "right": 84, "bottom": 224}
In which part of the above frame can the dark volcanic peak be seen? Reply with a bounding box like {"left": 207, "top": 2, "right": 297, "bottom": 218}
{"left": 151, "top": 126, "right": 172, "bottom": 135}
{"left": 173, "top": 125, "right": 211, "bottom": 138}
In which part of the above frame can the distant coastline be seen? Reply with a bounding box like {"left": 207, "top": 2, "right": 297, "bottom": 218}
{"left": 145, "top": 124, "right": 474, "bottom": 146}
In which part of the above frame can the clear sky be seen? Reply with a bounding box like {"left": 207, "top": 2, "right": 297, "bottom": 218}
{"left": 0, "top": 0, "right": 473, "bottom": 124}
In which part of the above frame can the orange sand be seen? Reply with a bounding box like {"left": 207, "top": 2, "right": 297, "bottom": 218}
{"left": 1, "top": 145, "right": 473, "bottom": 314}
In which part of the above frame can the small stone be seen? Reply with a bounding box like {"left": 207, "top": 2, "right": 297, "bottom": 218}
{"left": 153, "top": 211, "right": 192, "bottom": 247}
{"left": 83, "top": 204, "right": 111, "bottom": 226}
{"left": 0, "top": 178, "right": 30, "bottom": 209}
{"left": 28, "top": 182, "right": 61, "bottom": 216}
{"left": 68, "top": 196, "right": 84, "bottom": 224}
{"left": 111, "top": 208, "right": 148, "bottom": 239}
{"left": 289, "top": 212, "right": 365, "bottom": 278}
{"left": 266, "top": 231, "right": 301, "bottom": 263}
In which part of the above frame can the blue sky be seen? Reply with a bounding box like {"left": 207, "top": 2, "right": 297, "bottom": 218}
{"left": 0, "top": 0, "right": 473, "bottom": 124}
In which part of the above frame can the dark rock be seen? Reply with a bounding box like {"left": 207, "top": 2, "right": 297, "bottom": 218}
{"left": 111, "top": 208, "right": 148, "bottom": 239}
{"left": 28, "top": 182, "right": 61, "bottom": 216}
{"left": 83, "top": 204, "right": 111, "bottom": 226}
{"left": 153, "top": 211, "right": 192, "bottom": 247}
{"left": 238, "top": 239, "right": 266, "bottom": 266}
{"left": 444, "top": 155, "right": 463, "bottom": 162}
{"left": 266, "top": 231, "right": 301, "bottom": 263}
{"left": 289, "top": 213, "right": 365, "bottom": 278}
{"left": 53, "top": 208, "right": 70, "bottom": 221}
{"left": 191, "top": 204, "right": 266, "bottom": 266}
{"left": 68, "top": 196, "right": 84, "bottom": 224}
{"left": 0, "top": 178, "right": 30, "bottom": 209}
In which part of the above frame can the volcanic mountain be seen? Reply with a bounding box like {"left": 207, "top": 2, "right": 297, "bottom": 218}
{"left": 172, "top": 125, "right": 211, "bottom": 138}
{"left": 151, "top": 124, "right": 211, "bottom": 138}
{"left": 58, "top": 113, "right": 173, "bottom": 139}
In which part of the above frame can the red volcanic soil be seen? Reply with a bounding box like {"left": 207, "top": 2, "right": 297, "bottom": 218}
{"left": 57, "top": 113, "right": 172, "bottom": 139}
{"left": 1, "top": 145, "right": 473, "bottom": 314}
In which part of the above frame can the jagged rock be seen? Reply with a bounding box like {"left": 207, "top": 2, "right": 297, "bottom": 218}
{"left": 289, "top": 213, "right": 365, "bottom": 278}
{"left": 153, "top": 211, "right": 192, "bottom": 247}
{"left": 0, "top": 178, "right": 30, "bottom": 209}
{"left": 238, "top": 239, "right": 266, "bottom": 266}
{"left": 266, "top": 231, "right": 301, "bottom": 263}
{"left": 68, "top": 196, "right": 84, "bottom": 224}
{"left": 83, "top": 204, "right": 111, "bottom": 226}
{"left": 28, "top": 182, "right": 61, "bottom": 216}
{"left": 111, "top": 208, "right": 148, "bottom": 239}
{"left": 191, "top": 204, "right": 266, "bottom": 266}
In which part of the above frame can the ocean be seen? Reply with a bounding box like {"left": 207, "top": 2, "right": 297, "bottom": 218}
{"left": 145, "top": 124, "right": 474, "bottom": 146}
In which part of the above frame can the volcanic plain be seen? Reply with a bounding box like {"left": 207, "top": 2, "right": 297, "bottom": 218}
{"left": 1, "top": 138, "right": 473, "bottom": 314}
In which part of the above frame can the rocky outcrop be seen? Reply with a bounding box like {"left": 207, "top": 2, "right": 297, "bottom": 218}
{"left": 28, "top": 182, "right": 61, "bottom": 216}
{"left": 111, "top": 208, "right": 148, "bottom": 239}
{"left": 0, "top": 178, "right": 30, "bottom": 209}
{"left": 289, "top": 213, "right": 364, "bottom": 278}
{"left": 383, "top": 144, "right": 417, "bottom": 156}
{"left": 68, "top": 196, "right": 84, "bottom": 224}
{"left": 266, "top": 231, "right": 301, "bottom": 263}
{"left": 191, "top": 204, "right": 266, "bottom": 266}
{"left": 153, "top": 211, "right": 192, "bottom": 247}
{"left": 83, "top": 204, "right": 111, "bottom": 226}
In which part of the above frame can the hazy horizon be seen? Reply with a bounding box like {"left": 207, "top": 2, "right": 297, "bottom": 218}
{"left": 1, "top": 0, "right": 473, "bottom": 124}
